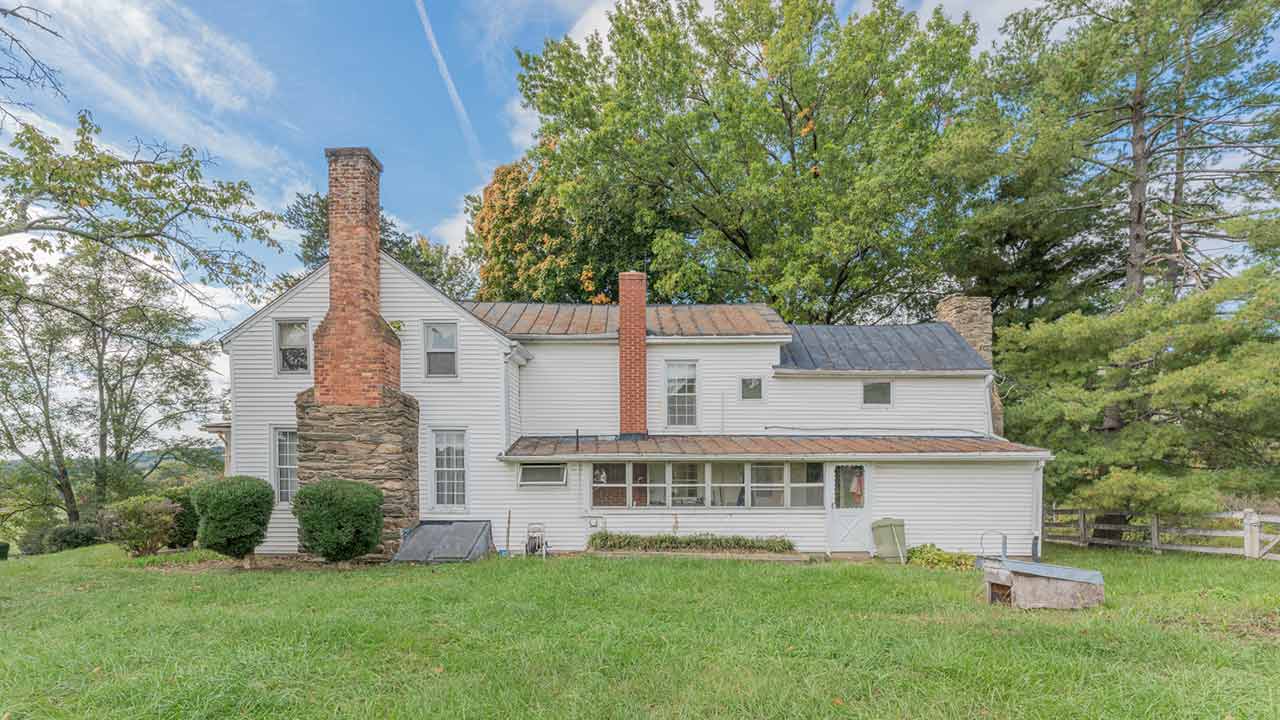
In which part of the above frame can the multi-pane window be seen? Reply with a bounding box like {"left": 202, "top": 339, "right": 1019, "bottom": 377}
{"left": 666, "top": 361, "right": 697, "bottom": 426}
{"left": 274, "top": 429, "right": 297, "bottom": 502}
{"left": 863, "top": 381, "right": 891, "bottom": 406}
{"left": 591, "top": 463, "right": 627, "bottom": 507}
{"left": 424, "top": 322, "right": 458, "bottom": 377}
{"left": 586, "top": 460, "right": 835, "bottom": 510}
{"left": 434, "top": 430, "right": 466, "bottom": 506}
{"left": 709, "top": 463, "right": 745, "bottom": 507}
{"left": 740, "top": 377, "right": 763, "bottom": 400}
{"left": 276, "top": 320, "right": 309, "bottom": 373}
{"left": 750, "top": 464, "right": 785, "bottom": 507}
{"left": 670, "top": 462, "right": 706, "bottom": 507}
{"left": 834, "top": 465, "right": 866, "bottom": 508}
{"left": 789, "top": 462, "right": 825, "bottom": 507}
{"left": 631, "top": 462, "right": 667, "bottom": 507}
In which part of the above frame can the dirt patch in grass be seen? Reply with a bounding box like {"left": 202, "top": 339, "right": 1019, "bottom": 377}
{"left": 140, "top": 554, "right": 383, "bottom": 574}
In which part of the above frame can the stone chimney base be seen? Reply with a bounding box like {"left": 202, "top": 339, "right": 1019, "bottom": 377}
{"left": 295, "top": 386, "right": 420, "bottom": 558}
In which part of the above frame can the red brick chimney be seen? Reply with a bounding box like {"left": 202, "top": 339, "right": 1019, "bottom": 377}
{"left": 618, "top": 271, "right": 648, "bottom": 437}
{"left": 312, "top": 147, "right": 401, "bottom": 406}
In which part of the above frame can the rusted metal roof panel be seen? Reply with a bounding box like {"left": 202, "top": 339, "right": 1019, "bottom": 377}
{"left": 504, "top": 434, "right": 1047, "bottom": 457}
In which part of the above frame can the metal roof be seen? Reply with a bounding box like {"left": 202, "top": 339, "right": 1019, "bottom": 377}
{"left": 778, "top": 323, "right": 990, "bottom": 372}
{"left": 458, "top": 302, "right": 791, "bottom": 338}
{"left": 503, "top": 434, "right": 1047, "bottom": 459}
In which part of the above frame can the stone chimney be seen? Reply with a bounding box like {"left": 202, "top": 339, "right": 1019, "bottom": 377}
{"left": 936, "top": 295, "right": 1004, "bottom": 436}
{"left": 294, "top": 147, "right": 420, "bottom": 557}
{"left": 618, "top": 271, "right": 648, "bottom": 437}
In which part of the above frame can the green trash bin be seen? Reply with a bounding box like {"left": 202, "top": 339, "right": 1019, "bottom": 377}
{"left": 871, "top": 518, "right": 906, "bottom": 563}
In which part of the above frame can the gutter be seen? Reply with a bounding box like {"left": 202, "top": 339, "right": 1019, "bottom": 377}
{"left": 498, "top": 450, "right": 1054, "bottom": 463}
{"left": 772, "top": 368, "right": 993, "bottom": 378}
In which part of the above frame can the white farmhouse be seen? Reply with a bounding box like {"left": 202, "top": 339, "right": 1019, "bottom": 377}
{"left": 216, "top": 148, "right": 1051, "bottom": 558}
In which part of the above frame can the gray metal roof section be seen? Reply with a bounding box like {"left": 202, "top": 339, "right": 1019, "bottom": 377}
{"left": 392, "top": 520, "right": 494, "bottom": 563}
{"left": 778, "top": 323, "right": 991, "bottom": 372}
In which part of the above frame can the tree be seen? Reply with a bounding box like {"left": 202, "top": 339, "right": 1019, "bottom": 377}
{"left": 271, "top": 191, "right": 477, "bottom": 299}
{"left": 507, "top": 0, "right": 979, "bottom": 322}
{"left": 0, "top": 113, "right": 276, "bottom": 326}
{"left": 47, "top": 246, "right": 217, "bottom": 509}
{"left": 999, "top": 264, "right": 1280, "bottom": 514}
{"left": 0, "top": 4, "right": 63, "bottom": 126}
{"left": 0, "top": 246, "right": 218, "bottom": 526}
{"left": 1002, "top": 0, "right": 1280, "bottom": 296}
{"left": 0, "top": 295, "right": 81, "bottom": 522}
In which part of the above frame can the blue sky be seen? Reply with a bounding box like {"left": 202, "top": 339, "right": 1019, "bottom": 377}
{"left": 11, "top": 0, "right": 1031, "bottom": 341}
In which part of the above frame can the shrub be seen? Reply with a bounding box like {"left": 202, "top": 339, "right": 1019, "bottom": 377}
{"left": 906, "top": 543, "right": 975, "bottom": 571}
{"left": 191, "top": 476, "right": 275, "bottom": 559}
{"left": 0, "top": 541, "right": 8, "bottom": 560}
{"left": 162, "top": 486, "right": 199, "bottom": 548}
{"left": 17, "top": 525, "right": 51, "bottom": 555}
{"left": 41, "top": 524, "right": 101, "bottom": 554}
{"left": 587, "top": 531, "right": 795, "bottom": 554}
{"left": 292, "top": 479, "right": 383, "bottom": 562}
{"left": 100, "top": 495, "right": 179, "bottom": 556}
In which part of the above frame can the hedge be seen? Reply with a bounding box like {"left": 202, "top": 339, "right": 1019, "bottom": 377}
{"left": 191, "top": 476, "right": 275, "bottom": 559}
{"left": 292, "top": 478, "right": 383, "bottom": 562}
{"left": 41, "top": 524, "right": 101, "bottom": 554}
{"left": 905, "top": 543, "right": 975, "bottom": 571}
{"left": 162, "top": 485, "right": 199, "bottom": 548}
{"left": 587, "top": 531, "right": 795, "bottom": 554}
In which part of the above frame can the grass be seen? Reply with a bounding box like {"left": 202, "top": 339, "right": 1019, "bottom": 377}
{"left": 2, "top": 545, "right": 1279, "bottom": 719}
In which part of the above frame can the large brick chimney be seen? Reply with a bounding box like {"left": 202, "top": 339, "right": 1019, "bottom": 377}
{"left": 936, "top": 295, "right": 1004, "bottom": 436}
{"left": 294, "top": 147, "right": 420, "bottom": 557}
{"left": 618, "top": 271, "right": 648, "bottom": 437}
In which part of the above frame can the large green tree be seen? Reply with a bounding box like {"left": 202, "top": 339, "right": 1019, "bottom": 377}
{"left": 496, "top": 0, "right": 979, "bottom": 321}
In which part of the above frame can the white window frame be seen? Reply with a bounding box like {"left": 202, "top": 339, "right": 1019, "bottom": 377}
{"left": 669, "top": 461, "right": 706, "bottom": 508}
{"left": 630, "top": 462, "right": 668, "bottom": 508}
{"left": 423, "top": 321, "right": 459, "bottom": 379}
{"left": 589, "top": 462, "right": 629, "bottom": 508}
{"left": 749, "top": 462, "right": 785, "bottom": 508}
{"left": 431, "top": 428, "right": 468, "bottom": 510}
{"left": 665, "top": 360, "right": 699, "bottom": 428}
{"left": 274, "top": 318, "right": 310, "bottom": 376}
{"left": 788, "top": 461, "right": 825, "bottom": 509}
{"left": 860, "top": 380, "right": 893, "bottom": 408}
{"left": 739, "top": 376, "right": 765, "bottom": 401}
{"left": 519, "top": 463, "right": 567, "bottom": 487}
{"left": 270, "top": 425, "right": 298, "bottom": 504}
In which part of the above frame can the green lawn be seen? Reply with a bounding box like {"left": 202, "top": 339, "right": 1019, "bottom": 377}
{"left": 3, "top": 545, "right": 1278, "bottom": 719}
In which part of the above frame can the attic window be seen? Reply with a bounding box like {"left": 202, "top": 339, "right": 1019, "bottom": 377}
{"left": 424, "top": 322, "right": 458, "bottom": 377}
{"left": 276, "top": 320, "right": 309, "bottom": 373}
{"left": 740, "top": 377, "right": 763, "bottom": 400}
{"left": 863, "top": 381, "right": 891, "bottom": 406}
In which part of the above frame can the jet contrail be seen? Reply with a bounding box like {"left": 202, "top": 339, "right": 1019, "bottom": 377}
{"left": 414, "top": 0, "right": 484, "bottom": 169}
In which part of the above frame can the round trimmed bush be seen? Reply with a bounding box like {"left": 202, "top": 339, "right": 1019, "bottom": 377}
{"left": 162, "top": 485, "right": 199, "bottom": 548}
{"left": 100, "top": 495, "right": 179, "bottom": 556}
{"left": 191, "top": 476, "right": 275, "bottom": 560}
{"left": 292, "top": 479, "right": 383, "bottom": 562}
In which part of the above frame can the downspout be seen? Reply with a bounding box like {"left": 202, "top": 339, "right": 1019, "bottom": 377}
{"left": 983, "top": 374, "right": 995, "bottom": 437}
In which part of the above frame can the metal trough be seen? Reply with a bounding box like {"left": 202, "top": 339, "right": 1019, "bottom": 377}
{"left": 976, "top": 532, "right": 1104, "bottom": 610}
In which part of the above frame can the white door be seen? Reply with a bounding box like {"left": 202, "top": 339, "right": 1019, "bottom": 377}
{"left": 827, "top": 464, "right": 869, "bottom": 552}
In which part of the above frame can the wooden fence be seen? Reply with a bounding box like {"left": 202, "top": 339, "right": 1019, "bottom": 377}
{"left": 1044, "top": 507, "right": 1280, "bottom": 560}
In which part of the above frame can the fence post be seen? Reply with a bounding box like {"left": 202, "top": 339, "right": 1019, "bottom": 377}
{"left": 1243, "top": 509, "right": 1261, "bottom": 559}
{"left": 1078, "top": 510, "right": 1087, "bottom": 546}
{"left": 1150, "top": 514, "right": 1161, "bottom": 553}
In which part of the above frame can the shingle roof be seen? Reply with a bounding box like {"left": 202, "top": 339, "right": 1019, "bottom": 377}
{"left": 459, "top": 302, "right": 791, "bottom": 338}
{"left": 504, "top": 434, "right": 1047, "bottom": 458}
{"left": 778, "top": 323, "right": 990, "bottom": 372}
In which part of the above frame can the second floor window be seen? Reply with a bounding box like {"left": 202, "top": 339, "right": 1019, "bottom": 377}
{"left": 276, "top": 320, "right": 309, "bottom": 373}
{"left": 424, "top": 322, "right": 458, "bottom": 377}
{"left": 666, "top": 361, "right": 697, "bottom": 426}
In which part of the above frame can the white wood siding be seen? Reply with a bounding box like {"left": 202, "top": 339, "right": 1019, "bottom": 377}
{"left": 227, "top": 257, "right": 513, "bottom": 554}
{"left": 869, "top": 461, "right": 1041, "bottom": 556}
{"left": 518, "top": 341, "right": 618, "bottom": 435}
{"left": 645, "top": 342, "right": 990, "bottom": 436}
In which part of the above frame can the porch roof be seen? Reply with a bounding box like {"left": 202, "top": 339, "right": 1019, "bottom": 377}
{"left": 501, "top": 434, "right": 1050, "bottom": 461}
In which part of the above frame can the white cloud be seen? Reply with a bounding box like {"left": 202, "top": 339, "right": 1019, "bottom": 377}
{"left": 505, "top": 95, "right": 541, "bottom": 151}
{"left": 415, "top": 0, "right": 484, "bottom": 171}
{"left": 430, "top": 184, "right": 485, "bottom": 253}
